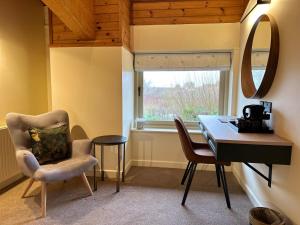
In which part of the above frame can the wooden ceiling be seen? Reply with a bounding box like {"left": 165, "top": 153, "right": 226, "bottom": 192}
{"left": 131, "top": 0, "right": 250, "bottom": 25}
{"left": 45, "top": 0, "right": 249, "bottom": 47}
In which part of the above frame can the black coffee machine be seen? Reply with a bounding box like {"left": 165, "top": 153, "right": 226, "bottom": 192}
{"left": 234, "top": 102, "right": 273, "bottom": 133}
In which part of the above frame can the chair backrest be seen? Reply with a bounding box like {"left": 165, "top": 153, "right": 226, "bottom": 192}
{"left": 6, "top": 110, "right": 71, "bottom": 151}
{"left": 174, "top": 116, "right": 195, "bottom": 162}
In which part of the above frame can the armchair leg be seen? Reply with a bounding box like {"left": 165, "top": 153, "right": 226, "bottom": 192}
{"left": 81, "top": 173, "right": 93, "bottom": 196}
{"left": 22, "top": 178, "right": 34, "bottom": 198}
{"left": 41, "top": 182, "right": 47, "bottom": 218}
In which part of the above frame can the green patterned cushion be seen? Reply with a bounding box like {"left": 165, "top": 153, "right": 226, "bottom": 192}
{"left": 28, "top": 124, "right": 71, "bottom": 165}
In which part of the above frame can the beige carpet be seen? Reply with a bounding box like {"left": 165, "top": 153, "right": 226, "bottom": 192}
{"left": 0, "top": 167, "right": 252, "bottom": 225}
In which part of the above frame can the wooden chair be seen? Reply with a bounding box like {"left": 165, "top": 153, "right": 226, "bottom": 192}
{"left": 174, "top": 116, "right": 231, "bottom": 208}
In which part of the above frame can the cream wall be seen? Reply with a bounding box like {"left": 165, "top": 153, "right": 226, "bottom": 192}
{"left": 50, "top": 47, "right": 122, "bottom": 136}
{"left": 234, "top": 0, "right": 300, "bottom": 224}
{"left": 132, "top": 23, "right": 241, "bottom": 115}
{"left": 122, "top": 47, "right": 134, "bottom": 171}
{"left": 130, "top": 23, "right": 241, "bottom": 170}
{"left": 131, "top": 130, "right": 225, "bottom": 171}
{"left": 50, "top": 47, "right": 122, "bottom": 173}
{"left": 0, "top": 0, "right": 48, "bottom": 125}
{"left": 50, "top": 47, "right": 134, "bottom": 176}
{"left": 132, "top": 23, "right": 240, "bottom": 52}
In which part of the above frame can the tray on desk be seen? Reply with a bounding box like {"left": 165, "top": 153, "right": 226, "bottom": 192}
{"left": 228, "top": 120, "right": 274, "bottom": 134}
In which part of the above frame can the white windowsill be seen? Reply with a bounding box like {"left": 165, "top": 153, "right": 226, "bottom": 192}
{"left": 131, "top": 128, "right": 202, "bottom": 134}
{"left": 0, "top": 125, "right": 7, "bottom": 130}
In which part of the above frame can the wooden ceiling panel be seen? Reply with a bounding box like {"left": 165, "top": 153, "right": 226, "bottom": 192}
{"left": 131, "top": 0, "right": 250, "bottom": 25}
{"left": 48, "top": 0, "right": 250, "bottom": 47}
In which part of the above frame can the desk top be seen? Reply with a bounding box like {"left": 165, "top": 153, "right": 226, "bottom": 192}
{"left": 198, "top": 115, "right": 292, "bottom": 147}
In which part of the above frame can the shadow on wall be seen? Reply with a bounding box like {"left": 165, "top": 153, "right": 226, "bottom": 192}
{"left": 71, "top": 125, "right": 89, "bottom": 140}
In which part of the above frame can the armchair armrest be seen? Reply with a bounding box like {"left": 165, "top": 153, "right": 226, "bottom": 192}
{"left": 16, "top": 149, "right": 40, "bottom": 177}
{"left": 72, "top": 139, "right": 92, "bottom": 158}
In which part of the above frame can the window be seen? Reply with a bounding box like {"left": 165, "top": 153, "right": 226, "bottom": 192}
{"left": 252, "top": 69, "right": 265, "bottom": 89}
{"left": 135, "top": 70, "right": 229, "bottom": 125}
{"left": 134, "top": 52, "right": 231, "bottom": 128}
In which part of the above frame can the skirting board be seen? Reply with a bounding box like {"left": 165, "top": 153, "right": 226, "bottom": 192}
{"left": 86, "top": 159, "right": 232, "bottom": 179}
{"left": 0, "top": 173, "right": 24, "bottom": 191}
{"left": 131, "top": 159, "right": 232, "bottom": 172}
{"left": 232, "top": 164, "right": 263, "bottom": 207}
{"left": 86, "top": 160, "right": 133, "bottom": 179}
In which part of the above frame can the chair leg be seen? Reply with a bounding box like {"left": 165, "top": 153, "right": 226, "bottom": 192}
{"left": 181, "top": 163, "right": 197, "bottom": 206}
{"left": 215, "top": 164, "right": 221, "bottom": 188}
{"left": 219, "top": 165, "right": 231, "bottom": 209}
{"left": 181, "top": 161, "right": 192, "bottom": 185}
{"left": 22, "top": 178, "right": 34, "bottom": 198}
{"left": 81, "top": 172, "right": 93, "bottom": 196}
{"left": 41, "top": 182, "right": 47, "bottom": 218}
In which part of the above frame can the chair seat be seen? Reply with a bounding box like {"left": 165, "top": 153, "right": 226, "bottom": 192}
{"left": 33, "top": 155, "right": 97, "bottom": 182}
{"left": 193, "top": 148, "right": 231, "bottom": 166}
{"left": 193, "top": 148, "right": 216, "bottom": 164}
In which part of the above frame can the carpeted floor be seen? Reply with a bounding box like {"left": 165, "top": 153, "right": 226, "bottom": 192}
{"left": 0, "top": 167, "right": 252, "bottom": 225}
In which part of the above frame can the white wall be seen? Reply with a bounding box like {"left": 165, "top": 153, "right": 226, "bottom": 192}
{"left": 131, "top": 130, "right": 224, "bottom": 170}
{"left": 50, "top": 46, "right": 135, "bottom": 177}
{"left": 122, "top": 47, "right": 134, "bottom": 172}
{"left": 132, "top": 23, "right": 242, "bottom": 115}
{"left": 132, "top": 23, "right": 240, "bottom": 52}
{"left": 0, "top": 0, "right": 48, "bottom": 125}
{"left": 50, "top": 47, "right": 124, "bottom": 174}
{"left": 130, "top": 23, "right": 241, "bottom": 169}
{"left": 234, "top": 0, "right": 300, "bottom": 224}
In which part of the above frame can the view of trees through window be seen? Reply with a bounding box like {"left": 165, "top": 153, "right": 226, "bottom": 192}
{"left": 143, "top": 71, "right": 221, "bottom": 122}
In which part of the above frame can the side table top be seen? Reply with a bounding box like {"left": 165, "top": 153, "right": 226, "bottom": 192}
{"left": 93, "top": 135, "right": 128, "bottom": 145}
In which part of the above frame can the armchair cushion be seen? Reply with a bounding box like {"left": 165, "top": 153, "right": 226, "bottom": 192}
{"left": 28, "top": 124, "right": 71, "bottom": 165}
{"left": 33, "top": 155, "right": 97, "bottom": 182}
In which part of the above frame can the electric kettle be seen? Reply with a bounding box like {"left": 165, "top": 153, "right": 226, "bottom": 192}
{"left": 242, "top": 104, "right": 265, "bottom": 121}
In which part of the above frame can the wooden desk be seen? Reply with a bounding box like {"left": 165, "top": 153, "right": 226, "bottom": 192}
{"left": 198, "top": 115, "right": 292, "bottom": 187}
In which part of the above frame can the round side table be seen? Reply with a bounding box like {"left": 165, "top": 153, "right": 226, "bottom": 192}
{"left": 92, "top": 135, "right": 127, "bottom": 192}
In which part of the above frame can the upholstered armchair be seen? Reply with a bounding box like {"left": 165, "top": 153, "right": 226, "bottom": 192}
{"left": 6, "top": 110, "right": 98, "bottom": 217}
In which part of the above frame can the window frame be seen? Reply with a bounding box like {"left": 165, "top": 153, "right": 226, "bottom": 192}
{"left": 134, "top": 70, "right": 230, "bottom": 129}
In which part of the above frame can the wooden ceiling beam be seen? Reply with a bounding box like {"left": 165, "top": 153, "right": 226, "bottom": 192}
{"left": 42, "top": 0, "right": 95, "bottom": 40}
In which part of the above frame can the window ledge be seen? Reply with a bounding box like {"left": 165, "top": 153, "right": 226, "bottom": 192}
{"left": 0, "top": 125, "right": 7, "bottom": 130}
{"left": 131, "top": 128, "right": 202, "bottom": 134}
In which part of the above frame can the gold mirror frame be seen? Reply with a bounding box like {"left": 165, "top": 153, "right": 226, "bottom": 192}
{"left": 241, "top": 14, "right": 280, "bottom": 99}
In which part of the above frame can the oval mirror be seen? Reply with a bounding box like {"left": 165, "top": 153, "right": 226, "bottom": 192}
{"left": 241, "top": 14, "right": 279, "bottom": 99}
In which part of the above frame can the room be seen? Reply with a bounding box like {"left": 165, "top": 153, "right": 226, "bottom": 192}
{"left": 0, "top": 0, "right": 299, "bottom": 224}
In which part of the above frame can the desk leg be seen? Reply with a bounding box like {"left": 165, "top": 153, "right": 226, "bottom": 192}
{"left": 93, "top": 144, "right": 97, "bottom": 191}
{"left": 215, "top": 164, "right": 221, "bottom": 188}
{"left": 101, "top": 145, "right": 104, "bottom": 181}
{"left": 122, "top": 143, "right": 126, "bottom": 182}
{"left": 117, "top": 145, "right": 121, "bottom": 192}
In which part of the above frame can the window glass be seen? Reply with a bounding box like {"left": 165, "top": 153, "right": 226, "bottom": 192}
{"left": 143, "top": 71, "right": 221, "bottom": 122}
{"left": 252, "top": 69, "right": 265, "bottom": 89}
